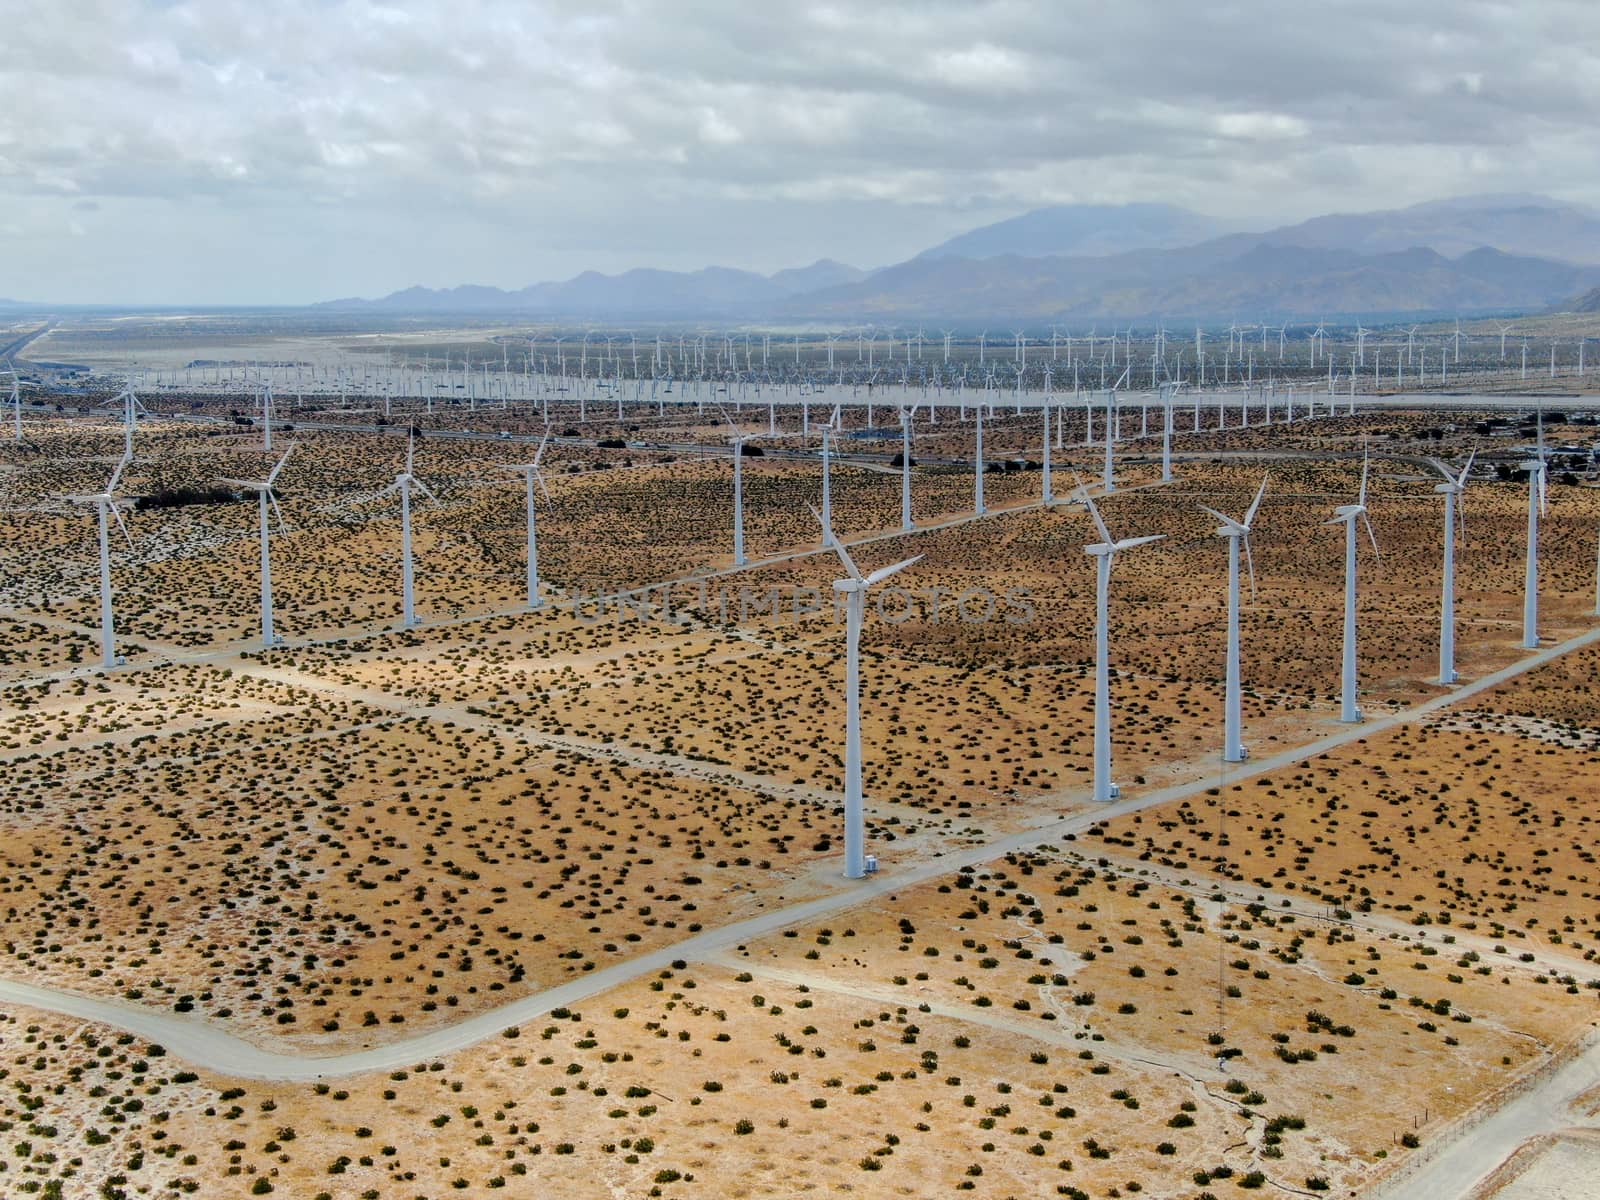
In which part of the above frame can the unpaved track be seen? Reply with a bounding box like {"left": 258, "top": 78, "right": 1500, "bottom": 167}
{"left": 2, "top": 621, "right": 1597, "bottom": 1081}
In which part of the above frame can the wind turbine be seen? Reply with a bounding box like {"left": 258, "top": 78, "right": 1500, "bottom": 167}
{"left": 257, "top": 382, "right": 276, "bottom": 451}
{"left": 382, "top": 432, "right": 439, "bottom": 629}
{"left": 1522, "top": 416, "right": 1548, "bottom": 650}
{"left": 819, "top": 404, "right": 841, "bottom": 547}
{"left": 723, "top": 412, "right": 757, "bottom": 566}
{"left": 4, "top": 363, "right": 36, "bottom": 438}
{"left": 216, "top": 444, "right": 296, "bottom": 649}
{"left": 1199, "top": 475, "right": 1268, "bottom": 762}
{"left": 65, "top": 447, "right": 136, "bottom": 669}
{"left": 104, "top": 382, "right": 149, "bottom": 459}
{"left": 1074, "top": 477, "right": 1165, "bottom": 800}
{"left": 1326, "top": 448, "right": 1379, "bottom": 722}
{"left": 1427, "top": 452, "right": 1474, "bottom": 683}
{"left": 897, "top": 404, "right": 915, "bottom": 531}
{"left": 811, "top": 505, "right": 920, "bottom": 878}
{"left": 502, "top": 432, "right": 553, "bottom": 609}
{"left": 973, "top": 402, "right": 986, "bottom": 515}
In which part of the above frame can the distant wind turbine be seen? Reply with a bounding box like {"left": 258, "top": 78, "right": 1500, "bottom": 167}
{"left": 502, "top": 431, "right": 554, "bottom": 609}
{"left": 1427, "top": 452, "right": 1474, "bottom": 684}
{"left": 217, "top": 444, "right": 296, "bottom": 649}
{"left": 1199, "top": 474, "right": 1269, "bottom": 762}
{"left": 382, "top": 432, "right": 440, "bottom": 629}
{"left": 1325, "top": 447, "right": 1379, "bottom": 722}
{"left": 1074, "top": 476, "right": 1165, "bottom": 800}
{"left": 65, "top": 447, "right": 136, "bottom": 669}
{"left": 811, "top": 504, "right": 920, "bottom": 878}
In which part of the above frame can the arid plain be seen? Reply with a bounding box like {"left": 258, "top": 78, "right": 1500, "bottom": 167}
{"left": 3, "top": 387, "right": 1600, "bottom": 1199}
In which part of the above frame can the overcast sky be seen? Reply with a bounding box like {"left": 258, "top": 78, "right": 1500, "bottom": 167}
{"left": 4, "top": 0, "right": 1598, "bottom": 305}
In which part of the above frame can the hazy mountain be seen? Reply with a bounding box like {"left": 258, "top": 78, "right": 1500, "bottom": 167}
{"left": 779, "top": 243, "right": 1600, "bottom": 322}
{"left": 1553, "top": 285, "right": 1600, "bottom": 313}
{"left": 316, "top": 195, "right": 1600, "bottom": 321}
{"left": 916, "top": 203, "right": 1229, "bottom": 261}
{"left": 319, "top": 259, "right": 865, "bottom": 316}
{"left": 1242, "top": 194, "right": 1600, "bottom": 265}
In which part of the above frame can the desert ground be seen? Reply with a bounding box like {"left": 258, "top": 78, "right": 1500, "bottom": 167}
{"left": 3, "top": 381, "right": 1600, "bottom": 1198}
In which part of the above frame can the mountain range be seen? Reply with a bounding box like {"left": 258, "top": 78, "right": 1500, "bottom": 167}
{"left": 318, "top": 194, "right": 1600, "bottom": 322}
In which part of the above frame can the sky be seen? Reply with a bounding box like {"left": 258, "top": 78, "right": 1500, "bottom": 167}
{"left": 3, "top": 0, "right": 1599, "bottom": 306}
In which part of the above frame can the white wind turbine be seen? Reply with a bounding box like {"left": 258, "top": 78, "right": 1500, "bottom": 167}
{"left": 1074, "top": 477, "right": 1165, "bottom": 800}
{"left": 973, "top": 402, "right": 986, "bottom": 515}
{"left": 5, "top": 363, "right": 37, "bottom": 438}
{"left": 1198, "top": 475, "right": 1268, "bottom": 762}
{"left": 1522, "top": 414, "right": 1548, "bottom": 650}
{"left": 217, "top": 444, "right": 296, "bottom": 649}
{"left": 1427, "top": 451, "right": 1474, "bottom": 683}
{"left": 897, "top": 404, "right": 915, "bottom": 531}
{"left": 502, "top": 431, "right": 553, "bottom": 609}
{"left": 104, "top": 382, "right": 149, "bottom": 459}
{"left": 65, "top": 447, "right": 136, "bottom": 669}
{"left": 1040, "top": 394, "right": 1055, "bottom": 504}
{"left": 811, "top": 504, "right": 920, "bottom": 878}
{"left": 723, "top": 412, "right": 758, "bottom": 567}
{"left": 382, "top": 432, "right": 440, "bottom": 629}
{"left": 257, "top": 382, "right": 276, "bottom": 451}
{"left": 1326, "top": 448, "right": 1379, "bottom": 722}
{"left": 819, "top": 403, "right": 841, "bottom": 547}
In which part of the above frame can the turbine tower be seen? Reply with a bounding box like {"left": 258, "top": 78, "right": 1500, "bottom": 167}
{"left": 502, "top": 431, "right": 553, "bottom": 609}
{"left": 1199, "top": 474, "right": 1268, "bottom": 762}
{"left": 65, "top": 448, "right": 136, "bottom": 669}
{"left": 1074, "top": 478, "right": 1165, "bottom": 800}
{"left": 973, "top": 404, "right": 986, "bottom": 515}
{"left": 216, "top": 443, "right": 296, "bottom": 650}
{"left": 1326, "top": 449, "right": 1379, "bottom": 722}
{"left": 1522, "top": 427, "right": 1548, "bottom": 650}
{"left": 1428, "top": 452, "right": 1474, "bottom": 683}
{"left": 812, "top": 505, "right": 920, "bottom": 878}
{"left": 723, "top": 413, "right": 757, "bottom": 566}
{"left": 898, "top": 404, "right": 915, "bottom": 531}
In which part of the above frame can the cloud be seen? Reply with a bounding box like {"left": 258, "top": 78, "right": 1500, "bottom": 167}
{"left": 1, "top": 0, "right": 1598, "bottom": 303}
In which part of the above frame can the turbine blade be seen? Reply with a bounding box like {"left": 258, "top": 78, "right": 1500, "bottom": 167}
{"left": 111, "top": 504, "right": 135, "bottom": 552}
{"left": 1244, "top": 472, "right": 1270, "bottom": 527}
{"left": 533, "top": 432, "right": 551, "bottom": 469}
{"left": 1197, "top": 504, "right": 1241, "bottom": 531}
{"left": 107, "top": 449, "right": 133, "bottom": 494}
{"left": 1358, "top": 441, "right": 1370, "bottom": 509}
{"left": 406, "top": 432, "right": 415, "bottom": 475}
{"left": 1458, "top": 449, "right": 1476, "bottom": 488}
{"left": 863, "top": 555, "right": 922, "bottom": 588}
{"left": 1243, "top": 534, "right": 1258, "bottom": 604}
{"left": 1113, "top": 534, "right": 1165, "bottom": 551}
{"left": 1362, "top": 512, "right": 1380, "bottom": 565}
{"left": 1425, "top": 457, "right": 1454, "bottom": 483}
{"left": 269, "top": 491, "right": 288, "bottom": 534}
{"left": 535, "top": 468, "right": 550, "bottom": 503}
{"left": 267, "top": 442, "right": 296, "bottom": 484}
{"left": 807, "top": 503, "right": 859, "bottom": 579}
{"left": 414, "top": 478, "right": 441, "bottom": 506}
{"left": 1070, "top": 470, "right": 1113, "bottom": 545}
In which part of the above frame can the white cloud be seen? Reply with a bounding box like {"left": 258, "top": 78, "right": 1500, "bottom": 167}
{"left": 1, "top": 0, "right": 1598, "bottom": 303}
